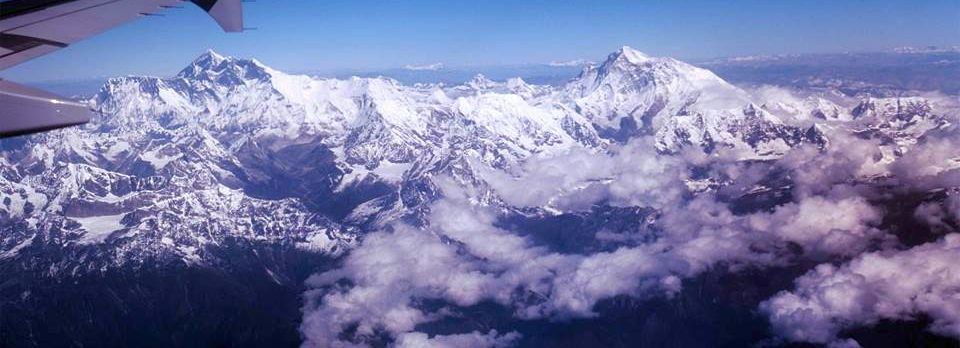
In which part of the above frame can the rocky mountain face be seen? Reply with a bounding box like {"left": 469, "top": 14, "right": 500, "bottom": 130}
{"left": 0, "top": 47, "right": 953, "bottom": 347}
{"left": 850, "top": 97, "right": 949, "bottom": 152}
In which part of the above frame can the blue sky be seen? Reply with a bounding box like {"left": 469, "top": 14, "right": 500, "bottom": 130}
{"left": 3, "top": 0, "right": 958, "bottom": 82}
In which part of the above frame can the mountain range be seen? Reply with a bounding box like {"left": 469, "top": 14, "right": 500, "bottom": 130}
{"left": 0, "top": 46, "right": 956, "bottom": 347}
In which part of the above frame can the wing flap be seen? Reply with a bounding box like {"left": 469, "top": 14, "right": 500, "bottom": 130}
{"left": 0, "top": 0, "right": 244, "bottom": 70}
{"left": 0, "top": 40, "right": 58, "bottom": 69}
{"left": 0, "top": 0, "right": 245, "bottom": 137}
{"left": 0, "top": 79, "right": 92, "bottom": 138}
{"left": 3, "top": 0, "right": 181, "bottom": 43}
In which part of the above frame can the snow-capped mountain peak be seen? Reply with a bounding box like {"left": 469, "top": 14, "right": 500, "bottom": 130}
{"left": 610, "top": 46, "right": 653, "bottom": 65}
{"left": 177, "top": 49, "right": 272, "bottom": 84}
{"left": 2, "top": 47, "right": 943, "bottom": 319}
{"left": 564, "top": 48, "right": 819, "bottom": 156}
{"left": 570, "top": 45, "right": 742, "bottom": 105}
{"left": 466, "top": 74, "right": 497, "bottom": 90}
{"left": 193, "top": 49, "right": 227, "bottom": 68}
{"left": 85, "top": 48, "right": 828, "bottom": 164}
{"left": 592, "top": 46, "right": 734, "bottom": 95}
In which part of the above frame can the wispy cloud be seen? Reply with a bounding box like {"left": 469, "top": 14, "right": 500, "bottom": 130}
{"left": 547, "top": 59, "right": 594, "bottom": 67}
{"left": 403, "top": 62, "right": 445, "bottom": 71}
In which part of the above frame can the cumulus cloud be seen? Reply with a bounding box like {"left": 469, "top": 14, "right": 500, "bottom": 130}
{"left": 485, "top": 135, "right": 891, "bottom": 257}
{"left": 299, "top": 91, "right": 960, "bottom": 347}
{"left": 776, "top": 133, "right": 886, "bottom": 198}
{"left": 300, "top": 195, "right": 706, "bottom": 347}
{"left": 479, "top": 138, "right": 690, "bottom": 211}
{"left": 300, "top": 132, "right": 908, "bottom": 346}
{"left": 914, "top": 191, "right": 960, "bottom": 232}
{"left": 890, "top": 135, "right": 960, "bottom": 190}
{"left": 300, "top": 225, "right": 491, "bottom": 347}
{"left": 762, "top": 233, "right": 960, "bottom": 346}
{"left": 755, "top": 125, "right": 960, "bottom": 346}
{"left": 749, "top": 196, "right": 889, "bottom": 257}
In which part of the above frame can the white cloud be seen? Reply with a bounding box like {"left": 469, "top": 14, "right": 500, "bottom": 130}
{"left": 777, "top": 134, "right": 887, "bottom": 198}
{"left": 890, "top": 135, "right": 960, "bottom": 190}
{"left": 301, "top": 122, "right": 960, "bottom": 346}
{"left": 299, "top": 180, "right": 780, "bottom": 346}
{"left": 394, "top": 330, "right": 520, "bottom": 348}
{"left": 749, "top": 196, "right": 889, "bottom": 257}
{"left": 914, "top": 191, "right": 960, "bottom": 232}
{"left": 479, "top": 138, "right": 690, "bottom": 211}
{"left": 547, "top": 59, "right": 594, "bottom": 67}
{"left": 300, "top": 225, "right": 496, "bottom": 347}
{"left": 300, "top": 144, "right": 892, "bottom": 346}
{"left": 762, "top": 233, "right": 960, "bottom": 346}
{"left": 403, "top": 63, "right": 445, "bottom": 71}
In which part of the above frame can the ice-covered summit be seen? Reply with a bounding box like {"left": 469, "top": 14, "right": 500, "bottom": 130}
{"left": 610, "top": 46, "right": 654, "bottom": 64}
{"left": 564, "top": 46, "right": 811, "bottom": 154}
{"left": 177, "top": 49, "right": 273, "bottom": 83}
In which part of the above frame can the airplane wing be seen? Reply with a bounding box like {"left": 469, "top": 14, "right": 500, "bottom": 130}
{"left": 0, "top": 0, "right": 244, "bottom": 138}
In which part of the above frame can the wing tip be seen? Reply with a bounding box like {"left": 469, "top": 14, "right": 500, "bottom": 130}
{"left": 192, "top": 0, "right": 244, "bottom": 33}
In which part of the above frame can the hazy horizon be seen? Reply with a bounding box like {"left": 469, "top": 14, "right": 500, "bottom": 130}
{"left": 1, "top": 0, "right": 957, "bottom": 83}
{"left": 21, "top": 44, "right": 960, "bottom": 98}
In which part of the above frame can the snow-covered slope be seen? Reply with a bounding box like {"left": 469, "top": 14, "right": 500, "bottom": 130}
{"left": 565, "top": 47, "right": 823, "bottom": 156}
{"left": 4, "top": 47, "right": 938, "bottom": 270}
